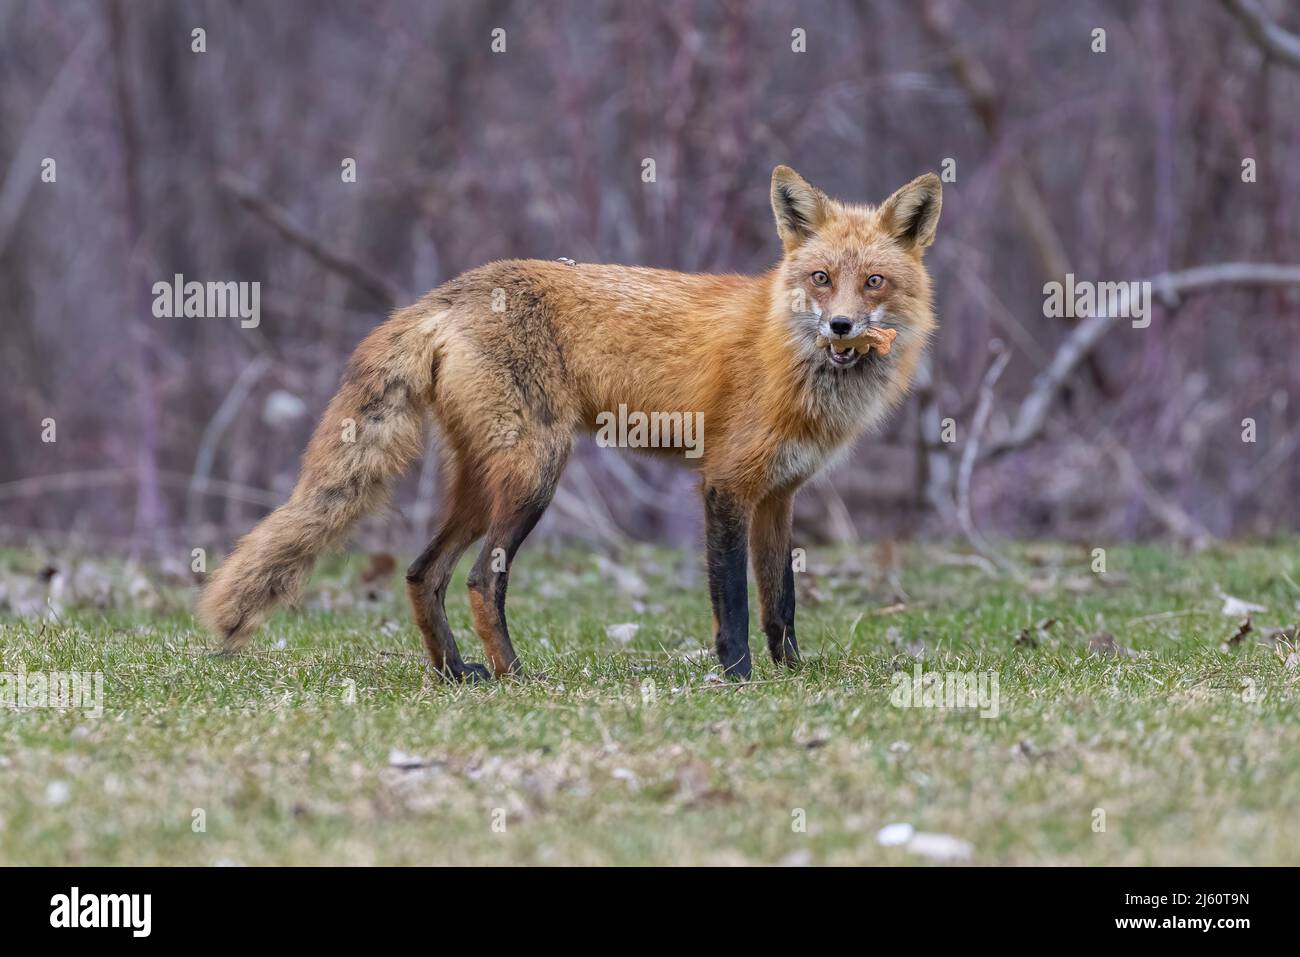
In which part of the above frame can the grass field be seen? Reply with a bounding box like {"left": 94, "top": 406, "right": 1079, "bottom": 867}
{"left": 2, "top": 540, "right": 1298, "bottom": 866}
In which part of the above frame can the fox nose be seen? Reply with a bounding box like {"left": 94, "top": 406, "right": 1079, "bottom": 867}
{"left": 829, "top": 317, "right": 853, "bottom": 336}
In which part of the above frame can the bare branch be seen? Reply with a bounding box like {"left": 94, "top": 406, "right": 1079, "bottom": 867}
{"left": 1148, "top": 261, "right": 1300, "bottom": 303}
{"left": 955, "top": 342, "right": 1015, "bottom": 573}
{"left": 0, "top": 469, "right": 281, "bottom": 509}
{"left": 108, "top": 0, "right": 168, "bottom": 553}
{"left": 919, "top": 0, "right": 1072, "bottom": 283}
{"left": 552, "top": 457, "right": 629, "bottom": 548}
{"left": 186, "top": 356, "right": 272, "bottom": 529}
{"left": 1103, "top": 437, "right": 1214, "bottom": 549}
{"left": 1221, "top": 0, "right": 1300, "bottom": 71}
{"left": 985, "top": 263, "right": 1300, "bottom": 458}
{"left": 813, "top": 474, "right": 859, "bottom": 543}
{"left": 0, "top": 32, "right": 99, "bottom": 258}
{"left": 219, "top": 173, "right": 401, "bottom": 307}
{"left": 913, "top": 357, "right": 956, "bottom": 523}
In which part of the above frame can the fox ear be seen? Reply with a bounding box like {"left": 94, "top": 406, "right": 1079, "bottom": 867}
{"left": 771, "top": 166, "right": 828, "bottom": 251}
{"left": 879, "top": 174, "right": 942, "bottom": 251}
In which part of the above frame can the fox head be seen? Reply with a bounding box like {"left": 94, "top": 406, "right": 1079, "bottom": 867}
{"left": 770, "top": 165, "right": 940, "bottom": 371}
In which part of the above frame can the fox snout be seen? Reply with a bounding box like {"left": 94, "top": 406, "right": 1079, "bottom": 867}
{"left": 821, "top": 306, "right": 889, "bottom": 340}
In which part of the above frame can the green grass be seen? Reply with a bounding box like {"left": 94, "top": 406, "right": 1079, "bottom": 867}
{"left": 2, "top": 540, "right": 1299, "bottom": 865}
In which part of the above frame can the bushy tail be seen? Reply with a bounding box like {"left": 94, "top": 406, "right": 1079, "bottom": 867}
{"left": 199, "top": 308, "right": 443, "bottom": 651}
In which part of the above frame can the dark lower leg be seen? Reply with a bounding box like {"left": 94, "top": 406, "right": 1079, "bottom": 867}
{"left": 704, "top": 485, "right": 752, "bottom": 680}
{"left": 465, "top": 499, "right": 549, "bottom": 677}
{"left": 406, "top": 516, "right": 485, "bottom": 681}
{"left": 752, "top": 491, "right": 800, "bottom": 666}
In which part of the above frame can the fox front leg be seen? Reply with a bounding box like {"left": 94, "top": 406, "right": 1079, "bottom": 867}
{"left": 703, "top": 485, "right": 752, "bottom": 680}
{"left": 751, "top": 489, "right": 800, "bottom": 667}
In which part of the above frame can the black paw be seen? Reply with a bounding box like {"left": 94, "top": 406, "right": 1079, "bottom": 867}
{"left": 434, "top": 661, "right": 492, "bottom": 683}
{"left": 457, "top": 662, "right": 493, "bottom": 683}
{"left": 719, "top": 650, "right": 752, "bottom": 682}
{"left": 767, "top": 627, "right": 801, "bottom": 668}
{"left": 770, "top": 644, "right": 802, "bottom": 668}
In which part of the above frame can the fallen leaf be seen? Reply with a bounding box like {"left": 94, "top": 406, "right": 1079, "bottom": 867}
{"left": 1222, "top": 617, "right": 1253, "bottom": 650}
{"left": 1015, "top": 617, "right": 1056, "bottom": 648}
{"left": 387, "top": 749, "right": 439, "bottom": 771}
{"left": 906, "top": 832, "right": 973, "bottom": 862}
{"left": 1088, "top": 632, "right": 1136, "bottom": 658}
{"left": 611, "top": 767, "right": 639, "bottom": 790}
{"left": 1221, "top": 593, "right": 1267, "bottom": 617}
{"left": 673, "top": 759, "right": 731, "bottom": 806}
{"left": 797, "top": 728, "right": 831, "bottom": 750}
{"left": 876, "top": 822, "right": 915, "bottom": 846}
{"left": 605, "top": 622, "right": 639, "bottom": 644}
{"left": 45, "top": 781, "right": 70, "bottom": 806}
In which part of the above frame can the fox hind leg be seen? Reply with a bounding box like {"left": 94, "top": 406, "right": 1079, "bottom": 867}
{"left": 465, "top": 435, "right": 569, "bottom": 677}
{"left": 405, "top": 464, "right": 490, "bottom": 681}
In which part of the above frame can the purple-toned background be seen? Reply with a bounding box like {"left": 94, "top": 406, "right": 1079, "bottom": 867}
{"left": 3, "top": 0, "right": 1299, "bottom": 556}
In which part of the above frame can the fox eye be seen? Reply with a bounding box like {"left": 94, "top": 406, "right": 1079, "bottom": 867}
{"left": 811, "top": 271, "right": 831, "bottom": 286}
{"left": 866, "top": 274, "right": 885, "bottom": 289}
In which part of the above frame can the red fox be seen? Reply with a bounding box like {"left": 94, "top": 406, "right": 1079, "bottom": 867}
{"left": 199, "top": 166, "right": 941, "bottom": 681}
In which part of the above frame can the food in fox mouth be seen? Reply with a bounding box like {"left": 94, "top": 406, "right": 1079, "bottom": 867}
{"left": 816, "top": 325, "right": 898, "bottom": 356}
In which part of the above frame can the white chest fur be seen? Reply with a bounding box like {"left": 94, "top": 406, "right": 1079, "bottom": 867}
{"left": 768, "top": 438, "right": 847, "bottom": 490}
